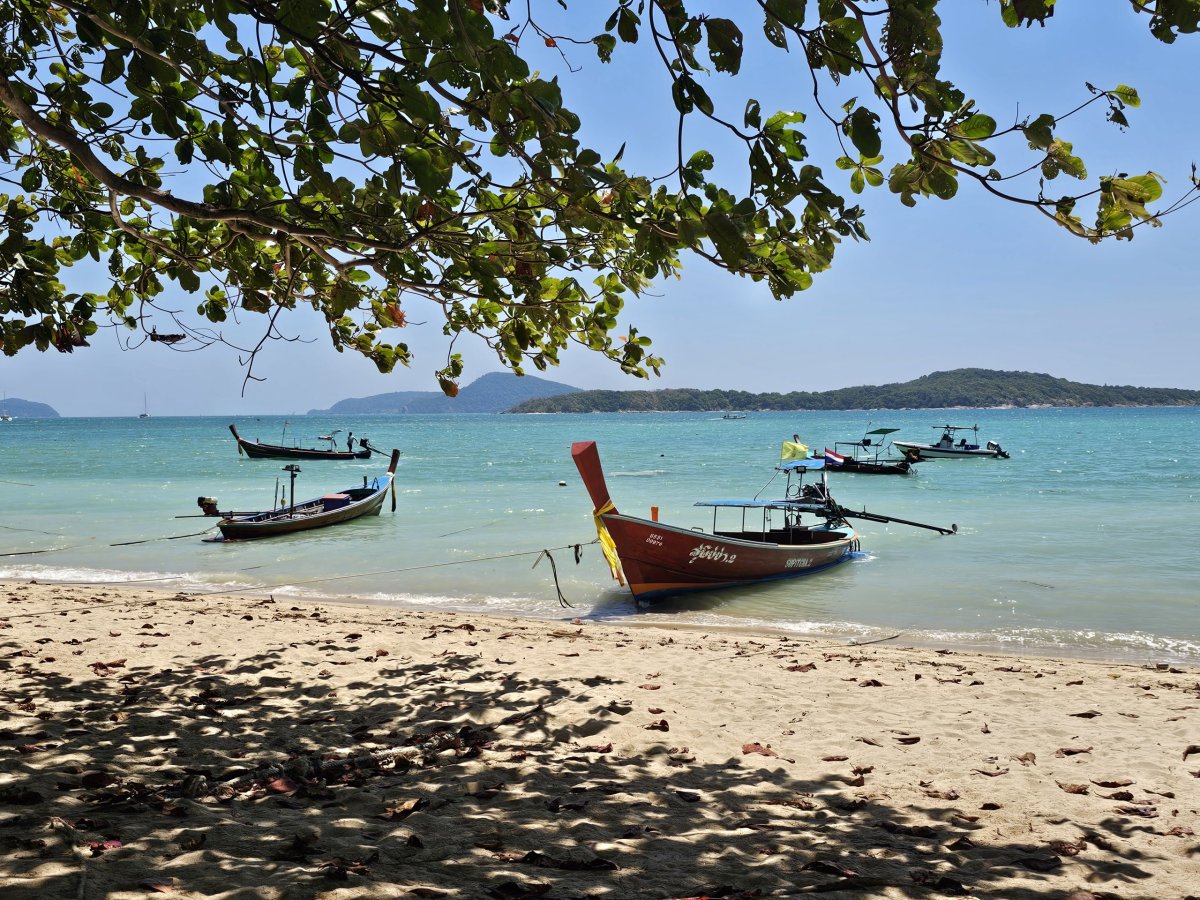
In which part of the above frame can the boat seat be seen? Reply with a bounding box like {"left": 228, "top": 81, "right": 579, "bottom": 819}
{"left": 321, "top": 493, "right": 351, "bottom": 511}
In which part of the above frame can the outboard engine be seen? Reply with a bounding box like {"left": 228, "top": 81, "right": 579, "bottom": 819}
{"left": 197, "top": 496, "right": 221, "bottom": 516}
{"left": 986, "top": 441, "right": 1010, "bottom": 459}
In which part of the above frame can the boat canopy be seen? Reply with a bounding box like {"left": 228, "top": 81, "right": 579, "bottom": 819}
{"left": 777, "top": 458, "right": 826, "bottom": 471}
{"left": 866, "top": 428, "right": 899, "bottom": 435}
{"left": 694, "top": 499, "right": 830, "bottom": 510}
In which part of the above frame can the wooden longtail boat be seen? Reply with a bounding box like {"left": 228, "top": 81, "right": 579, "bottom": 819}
{"left": 199, "top": 449, "right": 399, "bottom": 541}
{"left": 572, "top": 441, "right": 859, "bottom": 602}
{"left": 229, "top": 423, "right": 374, "bottom": 460}
{"left": 824, "top": 427, "right": 919, "bottom": 475}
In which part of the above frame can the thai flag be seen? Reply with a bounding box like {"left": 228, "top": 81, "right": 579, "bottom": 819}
{"left": 823, "top": 448, "right": 845, "bottom": 466}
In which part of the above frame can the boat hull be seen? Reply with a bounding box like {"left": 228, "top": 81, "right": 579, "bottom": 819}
{"left": 834, "top": 458, "right": 913, "bottom": 475}
{"left": 230, "top": 424, "right": 372, "bottom": 460}
{"left": 892, "top": 441, "right": 1004, "bottom": 459}
{"left": 601, "top": 513, "right": 855, "bottom": 602}
{"left": 208, "top": 450, "right": 399, "bottom": 541}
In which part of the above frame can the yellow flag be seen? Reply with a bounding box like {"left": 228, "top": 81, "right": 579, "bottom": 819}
{"left": 591, "top": 500, "right": 625, "bottom": 586}
{"left": 781, "top": 440, "right": 809, "bottom": 460}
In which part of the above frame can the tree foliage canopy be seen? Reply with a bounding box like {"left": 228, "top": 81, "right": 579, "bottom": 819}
{"left": 1, "top": 0, "right": 1197, "bottom": 391}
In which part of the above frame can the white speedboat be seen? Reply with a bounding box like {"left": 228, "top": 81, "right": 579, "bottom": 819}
{"left": 893, "top": 425, "right": 1009, "bottom": 459}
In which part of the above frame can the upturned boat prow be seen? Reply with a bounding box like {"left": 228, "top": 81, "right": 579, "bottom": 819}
{"left": 571, "top": 440, "right": 617, "bottom": 514}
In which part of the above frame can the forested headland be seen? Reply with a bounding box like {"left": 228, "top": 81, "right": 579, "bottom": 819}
{"left": 507, "top": 369, "right": 1200, "bottom": 413}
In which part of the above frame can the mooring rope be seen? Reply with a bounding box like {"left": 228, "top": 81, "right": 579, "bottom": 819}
{"left": 200, "top": 539, "right": 597, "bottom": 600}
{"left": 2, "top": 527, "right": 596, "bottom": 606}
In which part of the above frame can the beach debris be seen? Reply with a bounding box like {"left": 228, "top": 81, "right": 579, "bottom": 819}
{"left": 972, "top": 767, "right": 1008, "bottom": 777}
{"left": 878, "top": 819, "right": 938, "bottom": 838}
{"left": 1055, "top": 746, "right": 1093, "bottom": 757}
{"left": 1161, "top": 825, "right": 1195, "bottom": 837}
{"left": 1069, "top": 710, "right": 1103, "bottom": 718}
{"left": 910, "top": 870, "right": 969, "bottom": 893}
{"left": 1056, "top": 781, "right": 1090, "bottom": 795}
{"left": 80, "top": 771, "right": 119, "bottom": 790}
{"left": 639, "top": 683, "right": 661, "bottom": 690}
{"left": 786, "top": 662, "right": 817, "bottom": 672}
{"left": 980, "top": 802, "right": 1002, "bottom": 810}
{"left": 922, "top": 787, "right": 959, "bottom": 801}
{"left": 177, "top": 832, "right": 206, "bottom": 851}
{"left": 318, "top": 850, "right": 379, "bottom": 880}
{"left": 801, "top": 858, "right": 859, "bottom": 878}
{"left": 894, "top": 734, "right": 921, "bottom": 745}
{"left": 1114, "top": 804, "right": 1158, "bottom": 818}
{"left": 1092, "top": 778, "right": 1133, "bottom": 788}
{"left": 1183, "top": 744, "right": 1200, "bottom": 760}
{"left": 1047, "top": 838, "right": 1087, "bottom": 856}
{"left": 1013, "top": 752, "right": 1037, "bottom": 766}
{"left": 823, "top": 755, "right": 850, "bottom": 762}
{"left": 644, "top": 719, "right": 670, "bottom": 732}
{"left": 856, "top": 736, "right": 881, "bottom": 747}
{"left": 86, "top": 838, "right": 123, "bottom": 856}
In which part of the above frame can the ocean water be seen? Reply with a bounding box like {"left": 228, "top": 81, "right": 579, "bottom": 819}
{"left": 1, "top": 408, "right": 1197, "bottom": 663}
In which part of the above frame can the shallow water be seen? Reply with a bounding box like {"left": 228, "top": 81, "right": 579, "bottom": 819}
{"left": 1, "top": 408, "right": 1196, "bottom": 663}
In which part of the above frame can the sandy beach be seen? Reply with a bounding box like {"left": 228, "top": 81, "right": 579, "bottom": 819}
{"left": 1, "top": 581, "right": 1197, "bottom": 899}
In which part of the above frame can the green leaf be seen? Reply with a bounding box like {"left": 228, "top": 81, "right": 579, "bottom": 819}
{"left": 744, "top": 98, "right": 762, "bottom": 130}
{"left": 704, "top": 210, "right": 751, "bottom": 267}
{"left": 705, "top": 18, "right": 744, "bottom": 74}
{"left": 957, "top": 113, "right": 996, "bottom": 140}
{"left": 1023, "top": 114, "right": 1055, "bottom": 150}
{"left": 594, "top": 34, "right": 616, "bottom": 62}
{"left": 1109, "top": 84, "right": 1140, "bottom": 107}
{"left": 848, "top": 106, "right": 880, "bottom": 158}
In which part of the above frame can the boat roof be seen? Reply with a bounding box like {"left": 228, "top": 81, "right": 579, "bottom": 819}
{"left": 865, "top": 428, "right": 899, "bottom": 435}
{"left": 695, "top": 499, "right": 832, "bottom": 510}
{"left": 776, "top": 458, "right": 826, "bottom": 471}
{"left": 936, "top": 424, "right": 978, "bottom": 430}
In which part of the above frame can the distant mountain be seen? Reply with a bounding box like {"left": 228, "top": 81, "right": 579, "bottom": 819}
{"left": 508, "top": 369, "right": 1200, "bottom": 412}
{"left": 309, "top": 372, "right": 582, "bottom": 415}
{"left": 0, "top": 397, "right": 60, "bottom": 418}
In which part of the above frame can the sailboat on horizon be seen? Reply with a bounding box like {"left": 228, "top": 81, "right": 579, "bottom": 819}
{"left": 139, "top": 393, "right": 150, "bottom": 418}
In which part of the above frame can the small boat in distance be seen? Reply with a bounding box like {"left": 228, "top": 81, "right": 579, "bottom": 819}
{"left": 893, "top": 424, "right": 1010, "bottom": 460}
{"left": 139, "top": 393, "right": 150, "bottom": 418}
{"left": 229, "top": 423, "right": 374, "bottom": 460}
{"left": 824, "top": 427, "right": 919, "bottom": 475}
{"left": 199, "top": 449, "right": 400, "bottom": 541}
{"left": 722, "top": 412, "right": 748, "bottom": 420}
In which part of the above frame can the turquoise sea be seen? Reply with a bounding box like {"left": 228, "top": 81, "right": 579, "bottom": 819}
{"left": 1, "top": 408, "right": 1197, "bottom": 663}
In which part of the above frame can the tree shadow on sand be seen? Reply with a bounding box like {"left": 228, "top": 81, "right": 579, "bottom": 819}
{"left": 0, "top": 594, "right": 1177, "bottom": 899}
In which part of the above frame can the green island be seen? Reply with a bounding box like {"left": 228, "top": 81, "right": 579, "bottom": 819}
{"left": 507, "top": 368, "right": 1200, "bottom": 413}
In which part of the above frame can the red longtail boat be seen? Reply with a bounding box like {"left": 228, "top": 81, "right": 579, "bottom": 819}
{"left": 571, "top": 441, "right": 860, "bottom": 603}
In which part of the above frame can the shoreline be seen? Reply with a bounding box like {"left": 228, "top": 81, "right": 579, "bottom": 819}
{"left": 2, "top": 580, "right": 1197, "bottom": 898}
{"left": 4, "top": 572, "right": 1197, "bottom": 669}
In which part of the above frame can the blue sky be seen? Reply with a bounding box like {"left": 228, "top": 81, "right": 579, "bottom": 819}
{"left": 4, "top": 3, "right": 1199, "bottom": 416}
